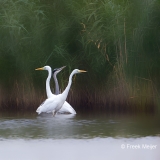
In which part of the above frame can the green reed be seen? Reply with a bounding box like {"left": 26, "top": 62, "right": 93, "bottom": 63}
{"left": 0, "top": 0, "right": 160, "bottom": 112}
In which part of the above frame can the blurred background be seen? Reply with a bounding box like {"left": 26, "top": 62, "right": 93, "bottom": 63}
{"left": 0, "top": 0, "right": 160, "bottom": 112}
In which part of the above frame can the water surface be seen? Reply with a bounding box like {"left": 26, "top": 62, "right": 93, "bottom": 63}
{"left": 0, "top": 111, "right": 160, "bottom": 160}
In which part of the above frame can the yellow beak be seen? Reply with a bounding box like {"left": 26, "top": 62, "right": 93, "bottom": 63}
{"left": 79, "top": 70, "right": 87, "bottom": 73}
{"left": 35, "top": 67, "right": 44, "bottom": 71}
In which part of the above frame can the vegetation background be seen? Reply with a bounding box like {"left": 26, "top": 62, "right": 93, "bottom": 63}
{"left": 0, "top": 0, "right": 160, "bottom": 112}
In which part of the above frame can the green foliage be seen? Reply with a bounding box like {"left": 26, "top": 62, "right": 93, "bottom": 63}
{"left": 0, "top": 0, "right": 160, "bottom": 111}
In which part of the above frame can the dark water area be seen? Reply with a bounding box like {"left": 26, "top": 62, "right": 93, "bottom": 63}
{"left": 0, "top": 110, "right": 160, "bottom": 160}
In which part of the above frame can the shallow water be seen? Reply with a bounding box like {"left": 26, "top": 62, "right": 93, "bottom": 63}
{"left": 0, "top": 111, "right": 160, "bottom": 160}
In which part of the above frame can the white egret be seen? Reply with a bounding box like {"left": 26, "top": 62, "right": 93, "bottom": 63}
{"left": 35, "top": 66, "right": 76, "bottom": 114}
{"left": 36, "top": 68, "right": 86, "bottom": 116}
{"left": 52, "top": 67, "right": 76, "bottom": 114}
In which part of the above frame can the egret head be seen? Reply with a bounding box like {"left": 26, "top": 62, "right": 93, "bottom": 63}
{"left": 73, "top": 69, "right": 87, "bottom": 74}
{"left": 35, "top": 66, "right": 51, "bottom": 71}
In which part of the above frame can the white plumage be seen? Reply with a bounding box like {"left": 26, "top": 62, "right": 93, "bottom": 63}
{"left": 35, "top": 68, "right": 86, "bottom": 115}
{"left": 35, "top": 66, "right": 76, "bottom": 114}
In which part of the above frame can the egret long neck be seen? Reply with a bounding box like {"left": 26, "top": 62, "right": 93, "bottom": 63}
{"left": 62, "top": 71, "right": 75, "bottom": 100}
{"left": 53, "top": 73, "right": 59, "bottom": 95}
{"left": 46, "top": 67, "right": 53, "bottom": 98}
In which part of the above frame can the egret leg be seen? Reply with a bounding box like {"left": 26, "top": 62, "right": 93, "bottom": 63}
{"left": 52, "top": 110, "right": 56, "bottom": 116}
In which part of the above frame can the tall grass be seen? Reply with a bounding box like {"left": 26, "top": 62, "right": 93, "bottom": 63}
{"left": 0, "top": 0, "right": 160, "bottom": 112}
